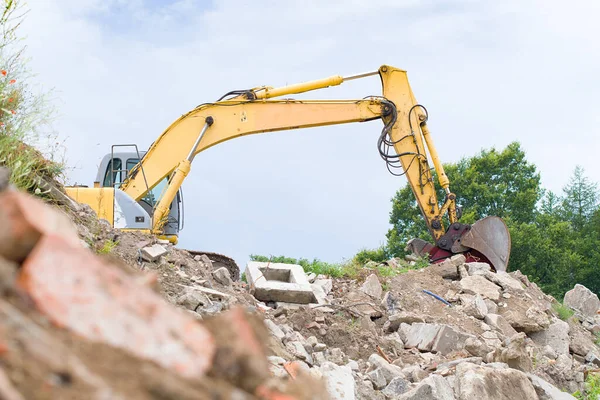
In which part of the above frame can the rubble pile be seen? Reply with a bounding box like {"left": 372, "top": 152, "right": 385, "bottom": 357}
{"left": 1, "top": 163, "right": 600, "bottom": 399}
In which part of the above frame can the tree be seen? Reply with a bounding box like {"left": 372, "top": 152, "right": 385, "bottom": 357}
{"left": 386, "top": 141, "right": 542, "bottom": 257}
{"left": 561, "top": 166, "right": 598, "bottom": 230}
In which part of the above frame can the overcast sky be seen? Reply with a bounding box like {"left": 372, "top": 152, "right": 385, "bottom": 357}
{"left": 20, "top": 0, "right": 600, "bottom": 269}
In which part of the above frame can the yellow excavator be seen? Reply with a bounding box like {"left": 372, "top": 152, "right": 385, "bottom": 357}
{"left": 65, "top": 65, "right": 511, "bottom": 278}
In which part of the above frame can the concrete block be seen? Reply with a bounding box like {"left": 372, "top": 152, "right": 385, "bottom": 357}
{"left": 141, "top": 244, "right": 167, "bottom": 262}
{"left": 246, "top": 261, "right": 317, "bottom": 304}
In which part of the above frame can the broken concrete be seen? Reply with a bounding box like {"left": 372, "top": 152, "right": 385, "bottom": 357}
{"left": 246, "top": 261, "right": 317, "bottom": 304}
{"left": 140, "top": 244, "right": 168, "bottom": 262}
{"left": 564, "top": 284, "right": 600, "bottom": 318}
{"left": 404, "top": 323, "right": 474, "bottom": 355}
{"left": 211, "top": 267, "right": 232, "bottom": 287}
{"left": 360, "top": 274, "right": 382, "bottom": 299}
{"left": 460, "top": 275, "right": 501, "bottom": 301}
{"left": 530, "top": 319, "right": 570, "bottom": 357}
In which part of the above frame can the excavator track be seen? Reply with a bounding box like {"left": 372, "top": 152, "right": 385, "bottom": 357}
{"left": 183, "top": 250, "right": 240, "bottom": 281}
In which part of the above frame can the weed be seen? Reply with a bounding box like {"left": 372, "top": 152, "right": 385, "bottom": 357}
{"left": 573, "top": 373, "right": 600, "bottom": 399}
{"left": 552, "top": 302, "right": 575, "bottom": 321}
{"left": 241, "top": 272, "right": 247, "bottom": 283}
{"left": 595, "top": 332, "right": 600, "bottom": 347}
{"left": 97, "top": 239, "right": 118, "bottom": 255}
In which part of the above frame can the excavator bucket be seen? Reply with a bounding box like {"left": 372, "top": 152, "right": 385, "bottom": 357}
{"left": 406, "top": 216, "right": 511, "bottom": 272}
{"left": 456, "top": 216, "right": 511, "bottom": 272}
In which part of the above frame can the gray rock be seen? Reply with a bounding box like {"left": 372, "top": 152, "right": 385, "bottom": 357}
{"left": 564, "top": 284, "right": 600, "bottom": 318}
{"left": 312, "top": 351, "right": 327, "bottom": 366}
{"left": 314, "top": 278, "right": 333, "bottom": 295}
{"left": 429, "top": 259, "right": 459, "bottom": 280}
{"left": 480, "top": 330, "right": 503, "bottom": 349}
{"left": 385, "top": 312, "right": 425, "bottom": 332}
{"left": 530, "top": 319, "right": 570, "bottom": 356}
{"left": 465, "top": 337, "right": 491, "bottom": 358}
{"left": 307, "top": 272, "right": 316, "bottom": 283}
{"left": 360, "top": 274, "right": 382, "bottom": 299}
{"left": 141, "top": 244, "right": 168, "bottom": 261}
{"left": 402, "top": 365, "right": 429, "bottom": 383}
{"left": 527, "top": 373, "right": 577, "bottom": 400}
{"left": 484, "top": 299, "right": 498, "bottom": 314}
{"left": 460, "top": 275, "right": 501, "bottom": 301}
{"left": 487, "top": 332, "right": 533, "bottom": 372}
{"left": 176, "top": 290, "right": 209, "bottom": 311}
{"left": 463, "top": 294, "right": 488, "bottom": 319}
{"left": 542, "top": 345, "right": 557, "bottom": 360}
{"left": 502, "top": 306, "right": 550, "bottom": 333}
{"left": 383, "top": 376, "right": 412, "bottom": 398}
{"left": 267, "top": 356, "right": 286, "bottom": 365}
{"left": 211, "top": 267, "right": 233, "bottom": 286}
{"left": 264, "top": 319, "right": 285, "bottom": 341}
{"left": 327, "top": 348, "right": 346, "bottom": 365}
{"left": 286, "top": 341, "right": 313, "bottom": 365}
{"left": 466, "top": 262, "right": 492, "bottom": 276}
{"left": 398, "top": 374, "right": 454, "bottom": 400}
{"left": 569, "top": 327, "right": 595, "bottom": 357}
{"left": 384, "top": 332, "right": 405, "bottom": 353}
{"left": 437, "top": 357, "right": 482, "bottom": 371}
{"left": 347, "top": 360, "right": 359, "bottom": 371}
{"left": 314, "top": 343, "right": 327, "bottom": 352}
{"left": 484, "top": 271, "right": 525, "bottom": 292}
{"left": 585, "top": 351, "right": 600, "bottom": 366}
{"left": 367, "top": 368, "right": 387, "bottom": 390}
{"left": 368, "top": 354, "right": 406, "bottom": 384}
{"left": 197, "top": 301, "right": 223, "bottom": 316}
{"left": 484, "top": 314, "right": 518, "bottom": 337}
{"left": 320, "top": 362, "right": 355, "bottom": 400}
{"left": 306, "top": 335, "right": 318, "bottom": 347}
{"left": 404, "top": 323, "right": 474, "bottom": 355}
{"left": 381, "top": 291, "right": 399, "bottom": 314}
{"left": 455, "top": 363, "right": 539, "bottom": 400}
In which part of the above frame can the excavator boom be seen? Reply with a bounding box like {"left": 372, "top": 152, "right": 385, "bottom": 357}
{"left": 66, "top": 65, "right": 512, "bottom": 272}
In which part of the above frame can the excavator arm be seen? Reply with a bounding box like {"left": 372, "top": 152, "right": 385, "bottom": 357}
{"left": 79, "top": 65, "right": 512, "bottom": 272}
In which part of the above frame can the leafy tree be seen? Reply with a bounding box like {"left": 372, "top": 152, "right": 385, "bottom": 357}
{"left": 386, "top": 141, "right": 541, "bottom": 257}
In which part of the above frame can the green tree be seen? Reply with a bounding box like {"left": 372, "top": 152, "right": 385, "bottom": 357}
{"left": 561, "top": 165, "right": 598, "bottom": 230}
{"left": 386, "top": 141, "right": 542, "bottom": 257}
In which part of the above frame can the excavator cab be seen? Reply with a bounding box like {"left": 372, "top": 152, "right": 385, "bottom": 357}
{"left": 95, "top": 150, "right": 184, "bottom": 241}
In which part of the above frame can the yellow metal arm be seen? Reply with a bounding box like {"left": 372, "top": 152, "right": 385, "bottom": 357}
{"left": 126, "top": 99, "right": 384, "bottom": 233}
{"left": 124, "top": 65, "right": 453, "bottom": 239}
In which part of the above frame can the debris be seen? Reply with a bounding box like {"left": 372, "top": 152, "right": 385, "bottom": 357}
{"left": 246, "top": 262, "right": 317, "bottom": 304}
{"left": 455, "top": 363, "right": 539, "bottom": 400}
{"left": 460, "top": 275, "right": 501, "bottom": 301}
{"left": 140, "top": 244, "right": 168, "bottom": 262}
{"left": 212, "top": 267, "right": 233, "bottom": 287}
{"left": 382, "top": 376, "right": 412, "bottom": 398}
{"left": 360, "top": 274, "right": 382, "bottom": 300}
{"left": 484, "top": 314, "right": 518, "bottom": 338}
{"left": 564, "top": 284, "right": 600, "bottom": 318}
{"left": 397, "top": 374, "right": 453, "bottom": 400}
{"left": 530, "top": 319, "right": 570, "bottom": 357}
{"left": 320, "top": 362, "right": 355, "bottom": 400}
{"left": 465, "top": 262, "right": 491, "bottom": 276}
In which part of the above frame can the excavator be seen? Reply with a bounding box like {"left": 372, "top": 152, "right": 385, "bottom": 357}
{"left": 65, "top": 65, "right": 511, "bottom": 279}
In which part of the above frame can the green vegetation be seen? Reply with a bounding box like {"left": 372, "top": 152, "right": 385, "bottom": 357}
{"left": 0, "top": 0, "right": 63, "bottom": 195}
{"left": 248, "top": 252, "right": 428, "bottom": 280}
{"left": 552, "top": 302, "right": 575, "bottom": 321}
{"left": 574, "top": 373, "right": 600, "bottom": 399}
{"left": 384, "top": 141, "right": 600, "bottom": 300}
{"left": 97, "top": 239, "right": 118, "bottom": 255}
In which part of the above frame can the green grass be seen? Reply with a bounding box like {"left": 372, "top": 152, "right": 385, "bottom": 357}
{"left": 248, "top": 253, "right": 431, "bottom": 280}
{"left": 97, "top": 239, "right": 118, "bottom": 255}
{"left": 573, "top": 373, "right": 600, "bottom": 399}
{"left": 552, "top": 302, "right": 575, "bottom": 321}
{"left": 0, "top": 134, "right": 64, "bottom": 195}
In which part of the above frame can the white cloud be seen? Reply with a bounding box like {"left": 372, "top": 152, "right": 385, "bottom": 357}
{"left": 20, "top": 0, "right": 600, "bottom": 267}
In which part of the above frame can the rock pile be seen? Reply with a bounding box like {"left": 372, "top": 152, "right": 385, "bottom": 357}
{"left": 2, "top": 162, "right": 600, "bottom": 400}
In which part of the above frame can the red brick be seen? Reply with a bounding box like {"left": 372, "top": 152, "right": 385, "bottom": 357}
{"left": 17, "top": 234, "right": 216, "bottom": 379}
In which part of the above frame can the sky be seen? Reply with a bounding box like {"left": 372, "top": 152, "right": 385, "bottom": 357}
{"left": 18, "top": 0, "right": 600, "bottom": 269}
